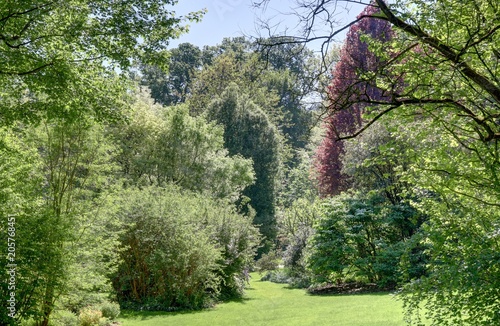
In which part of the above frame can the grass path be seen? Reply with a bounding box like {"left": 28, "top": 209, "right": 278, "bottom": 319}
{"left": 118, "top": 273, "right": 407, "bottom": 326}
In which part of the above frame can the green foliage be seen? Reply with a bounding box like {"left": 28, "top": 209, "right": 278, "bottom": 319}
{"left": 141, "top": 43, "right": 203, "bottom": 106}
{"left": 308, "top": 191, "right": 422, "bottom": 287}
{"left": 0, "top": 128, "right": 45, "bottom": 325}
{"left": 400, "top": 197, "right": 500, "bottom": 326}
{"left": 112, "top": 185, "right": 260, "bottom": 310}
{"left": 206, "top": 84, "right": 283, "bottom": 248}
{"left": 342, "top": 126, "right": 410, "bottom": 204}
{"left": 78, "top": 308, "right": 102, "bottom": 326}
{"left": 53, "top": 310, "right": 79, "bottom": 326}
{"left": 277, "top": 196, "right": 320, "bottom": 284}
{"left": 189, "top": 51, "right": 280, "bottom": 116}
{"left": 394, "top": 119, "right": 500, "bottom": 325}
{"left": 279, "top": 198, "right": 321, "bottom": 239}
{"left": 0, "top": 0, "right": 203, "bottom": 124}
{"left": 112, "top": 88, "right": 255, "bottom": 201}
{"left": 255, "top": 251, "right": 281, "bottom": 274}
{"left": 99, "top": 302, "right": 120, "bottom": 320}
{"left": 188, "top": 43, "right": 315, "bottom": 152}
{"left": 0, "top": 119, "right": 122, "bottom": 325}
{"left": 346, "top": 63, "right": 500, "bottom": 322}
{"left": 306, "top": 0, "right": 500, "bottom": 322}
{"left": 279, "top": 147, "right": 320, "bottom": 208}
{"left": 282, "top": 226, "right": 314, "bottom": 279}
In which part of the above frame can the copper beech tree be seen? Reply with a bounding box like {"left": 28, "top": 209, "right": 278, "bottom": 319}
{"left": 314, "top": 3, "right": 392, "bottom": 196}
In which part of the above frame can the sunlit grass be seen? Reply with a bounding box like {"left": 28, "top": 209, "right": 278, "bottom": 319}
{"left": 118, "top": 273, "right": 408, "bottom": 326}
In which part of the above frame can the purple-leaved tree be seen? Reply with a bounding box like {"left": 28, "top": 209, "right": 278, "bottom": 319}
{"left": 315, "top": 3, "right": 392, "bottom": 196}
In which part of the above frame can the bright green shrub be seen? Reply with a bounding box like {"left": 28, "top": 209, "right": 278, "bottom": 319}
{"left": 99, "top": 301, "right": 120, "bottom": 320}
{"left": 52, "top": 310, "right": 79, "bottom": 326}
{"left": 112, "top": 185, "right": 260, "bottom": 310}
{"left": 255, "top": 250, "right": 281, "bottom": 273}
{"left": 98, "top": 318, "right": 110, "bottom": 326}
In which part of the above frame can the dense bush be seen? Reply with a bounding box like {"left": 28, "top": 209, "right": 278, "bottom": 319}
{"left": 255, "top": 250, "right": 281, "bottom": 273}
{"left": 112, "top": 185, "right": 260, "bottom": 310}
{"left": 99, "top": 302, "right": 120, "bottom": 320}
{"left": 260, "top": 270, "right": 289, "bottom": 284}
{"left": 307, "top": 191, "right": 423, "bottom": 287}
{"left": 78, "top": 308, "right": 102, "bottom": 326}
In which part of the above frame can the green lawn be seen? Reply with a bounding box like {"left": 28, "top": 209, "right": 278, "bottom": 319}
{"left": 118, "top": 274, "right": 407, "bottom": 326}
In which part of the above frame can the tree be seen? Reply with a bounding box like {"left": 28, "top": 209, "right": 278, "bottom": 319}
{"left": 308, "top": 191, "right": 422, "bottom": 287}
{"left": 341, "top": 126, "right": 409, "bottom": 205}
{"left": 0, "top": 127, "right": 45, "bottom": 325}
{"left": 112, "top": 88, "right": 255, "bottom": 201}
{"left": 314, "top": 3, "right": 392, "bottom": 196}
{"left": 0, "top": 0, "right": 203, "bottom": 124}
{"left": 141, "top": 37, "right": 317, "bottom": 155}
{"left": 207, "top": 84, "right": 283, "bottom": 252}
{"left": 254, "top": 40, "right": 319, "bottom": 150}
{"left": 0, "top": 118, "right": 121, "bottom": 326}
{"left": 140, "top": 43, "right": 203, "bottom": 106}
{"left": 323, "top": 1, "right": 500, "bottom": 322}
{"left": 188, "top": 48, "right": 285, "bottom": 120}
{"left": 202, "top": 36, "right": 253, "bottom": 66}
{"left": 393, "top": 116, "right": 500, "bottom": 325}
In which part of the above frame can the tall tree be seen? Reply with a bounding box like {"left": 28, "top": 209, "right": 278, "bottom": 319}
{"left": 0, "top": 118, "right": 121, "bottom": 326}
{"left": 141, "top": 37, "right": 317, "bottom": 154}
{"left": 255, "top": 40, "right": 318, "bottom": 150}
{"left": 112, "top": 88, "right": 255, "bottom": 201}
{"left": 207, "top": 84, "right": 282, "bottom": 252}
{"left": 140, "top": 43, "right": 203, "bottom": 106}
{"left": 315, "top": 4, "right": 392, "bottom": 196}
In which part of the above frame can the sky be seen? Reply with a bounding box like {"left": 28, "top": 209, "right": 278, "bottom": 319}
{"left": 169, "top": 0, "right": 367, "bottom": 50}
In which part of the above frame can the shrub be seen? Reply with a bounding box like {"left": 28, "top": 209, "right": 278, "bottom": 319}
{"left": 112, "top": 186, "right": 260, "bottom": 310}
{"left": 255, "top": 250, "right": 280, "bottom": 273}
{"left": 53, "top": 310, "right": 79, "bottom": 326}
{"left": 99, "top": 301, "right": 120, "bottom": 320}
{"left": 308, "top": 191, "right": 422, "bottom": 286}
{"left": 79, "top": 308, "right": 102, "bottom": 326}
{"left": 261, "top": 270, "right": 289, "bottom": 284}
{"left": 58, "top": 292, "right": 109, "bottom": 315}
{"left": 283, "top": 225, "right": 313, "bottom": 275}
{"left": 98, "top": 318, "right": 111, "bottom": 326}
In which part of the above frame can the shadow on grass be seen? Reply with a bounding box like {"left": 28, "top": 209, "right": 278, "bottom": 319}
{"left": 120, "top": 309, "right": 206, "bottom": 321}
{"left": 276, "top": 283, "right": 395, "bottom": 297}
{"left": 305, "top": 290, "right": 396, "bottom": 297}
{"left": 120, "top": 296, "right": 254, "bottom": 320}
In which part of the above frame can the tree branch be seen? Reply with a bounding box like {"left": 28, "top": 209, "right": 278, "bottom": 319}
{"left": 0, "top": 62, "right": 54, "bottom": 76}
{"left": 374, "top": 0, "right": 500, "bottom": 105}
